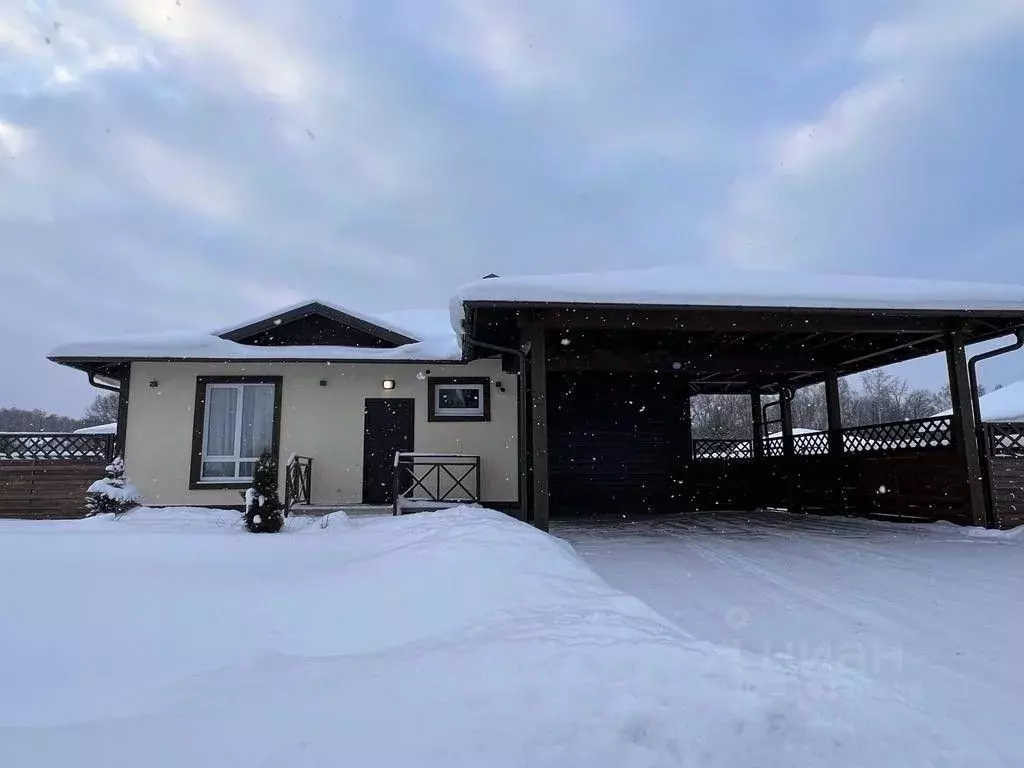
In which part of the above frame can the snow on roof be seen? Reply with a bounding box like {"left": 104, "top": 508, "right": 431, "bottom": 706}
{"left": 73, "top": 423, "right": 117, "bottom": 435}
{"left": 933, "top": 380, "right": 1024, "bottom": 422}
{"left": 211, "top": 299, "right": 425, "bottom": 342}
{"left": 49, "top": 329, "right": 461, "bottom": 363}
{"left": 451, "top": 267, "right": 1024, "bottom": 323}
{"left": 374, "top": 309, "right": 455, "bottom": 341}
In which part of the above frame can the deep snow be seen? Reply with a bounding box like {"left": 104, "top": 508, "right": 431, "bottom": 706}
{"left": 559, "top": 510, "right": 1024, "bottom": 766}
{"left": 0, "top": 506, "right": 1011, "bottom": 767}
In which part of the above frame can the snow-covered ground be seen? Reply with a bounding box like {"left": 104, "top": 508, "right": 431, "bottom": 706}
{"left": 558, "top": 510, "right": 1024, "bottom": 766}
{"left": 0, "top": 506, "right": 1015, "bottom": 767}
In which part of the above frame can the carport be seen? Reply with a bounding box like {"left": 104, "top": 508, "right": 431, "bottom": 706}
{"left": 455, "top": 269, "right": 1024, "bottom": 530}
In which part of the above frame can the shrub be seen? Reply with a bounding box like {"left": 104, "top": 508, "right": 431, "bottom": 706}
{"left": 85, "top": 456, "right": 140, "bottom": 516}
{"left": 242, "top": 451, "right": 284, "bottom": 533}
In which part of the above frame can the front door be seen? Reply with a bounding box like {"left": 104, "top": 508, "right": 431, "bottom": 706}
{"left": 362, "top": 398, "right": 415, "bottom": 504}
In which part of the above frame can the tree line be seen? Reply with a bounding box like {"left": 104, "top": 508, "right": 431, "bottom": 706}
{"left": 0, "top": 393, "right": 119, "bottom": 433}
{"left": 691, "top": 370, "right": 980, "bottom": 439}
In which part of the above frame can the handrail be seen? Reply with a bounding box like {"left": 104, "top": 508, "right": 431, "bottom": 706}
{"left": 393, "top": 453, "right": 481, "bottom": 515}
{"left": 284, "top": 455, "right": 313, "bottom": 514}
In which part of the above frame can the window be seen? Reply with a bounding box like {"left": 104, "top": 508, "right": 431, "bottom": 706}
{"left": 428, "top": 377, "right": 490, "bottom": 422}
{"left": 190, "top": 377, "right": 281, "bottom": 487}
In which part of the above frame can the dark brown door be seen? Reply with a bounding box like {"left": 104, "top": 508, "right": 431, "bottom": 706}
{"left": 362, "top": 399, "right": 415, "bottom": 504}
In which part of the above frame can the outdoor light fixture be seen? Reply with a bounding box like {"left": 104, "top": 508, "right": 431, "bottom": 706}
{"left": 149, "top": 380, "right": 159, "bottom": 388}
{"left": 382, "top": 379, "right": 396, "bottom": 391}
{"left": 319, "top": 379, "right": 328, "bottom": 387}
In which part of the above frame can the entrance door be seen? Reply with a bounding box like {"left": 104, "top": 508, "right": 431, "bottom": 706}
{"left": 362, "top": 399, "right": 415, "bottom": 504}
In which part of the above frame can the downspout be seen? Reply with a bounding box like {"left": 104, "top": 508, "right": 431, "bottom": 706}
{"left": 967, "top": 327, "right": 1024, "bottom": 527}
{"left": 463, "top": 335, "right": 531, "bottom": 523}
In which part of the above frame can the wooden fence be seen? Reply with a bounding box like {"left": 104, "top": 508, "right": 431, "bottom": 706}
{"left": 982, "top": 422, "right": 1024, "bottom": 529}
{"left": 0, "top": 433, "right": 114, "bottom": 519}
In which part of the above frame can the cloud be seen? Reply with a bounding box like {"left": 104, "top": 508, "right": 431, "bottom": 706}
{"left": 2, "top": 0, "right": 1024, "bottom": 412}
{"left": 709, "top": 0, "right": 1024, "bottom": 271}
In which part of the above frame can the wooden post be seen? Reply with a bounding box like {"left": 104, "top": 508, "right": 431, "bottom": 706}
{"left": 824, "top": 371, "right": 843, "bottom": 454}
{"left": 824, "top": 370, "right": 844, "bottom": 515}
{"left": 678, "top": 380, "right": 694, "bottom": 512}
{"left": 946, "top": 331, "right": 988, "bottom": 527}
{"left": 750, "top": 392, "right": 765, "bottom": 462}
{"left": 527, "top": 320, "right": 550, "bottom": 531}
{"left": 779, "top": 385, "right": 800, "bottom": 513}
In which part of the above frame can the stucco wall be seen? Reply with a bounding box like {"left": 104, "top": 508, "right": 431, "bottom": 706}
{"left": 123, "top": 359, "right": 519, "bottom": 508}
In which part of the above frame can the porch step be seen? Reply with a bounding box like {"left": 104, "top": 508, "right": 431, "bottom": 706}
{"left": 288, "top": 504, "right": 392, "bottom": 518}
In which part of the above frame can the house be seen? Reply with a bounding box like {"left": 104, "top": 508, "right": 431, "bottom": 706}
{"left": 49, "top": 268, "right": 1024, "bottom": 529}
{"left": 932, "top": 380, "right": 1024, "bottom": 423}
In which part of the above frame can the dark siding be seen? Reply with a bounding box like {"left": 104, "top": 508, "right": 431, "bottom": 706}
{"left": 242, "top": 314, "right": 396, "bottom": 348}
{"left": 548, "top": 371, "right": 688, "bottom": 516}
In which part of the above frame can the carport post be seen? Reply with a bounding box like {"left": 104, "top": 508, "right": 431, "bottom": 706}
{"left": 526, "top": 321, "right": 550, "bottom": 532}
{"left": 779, "top": 386, "right": 801, "bottom": 513}
{"left": 824, "top": 371, "right": 845, "bottom": 515}
{"left": 750, "top": 392, "right": 765, "bottom": 462}
{"left": 946, "top": 330, "right": 988, "bottom": 527}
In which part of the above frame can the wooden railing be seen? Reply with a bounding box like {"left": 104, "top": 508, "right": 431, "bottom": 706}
{"left": 693, "top": 438, "right": 751, "bottom": 460}
{"left": 0, "top": 433, "right": 114, "bottom": 462}
{"left": 393, "top": 453, "right": 481, "bottom": 516}
{"left": 982, "top": 422, "right": 1024, "bottom": 458}
{"left": 284, "top": 455, "right": 313, "bottom": 514}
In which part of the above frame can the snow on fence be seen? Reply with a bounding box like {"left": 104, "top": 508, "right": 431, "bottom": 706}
{"left": 0, "top": 432, "right": 115, "bottom": 462}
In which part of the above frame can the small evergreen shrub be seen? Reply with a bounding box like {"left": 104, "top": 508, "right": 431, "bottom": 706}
{"left": 243, "top": 451, "right": 284, "bottom": 533}
{"left": 85, "top": 456, "right": 140, "bottom": 516}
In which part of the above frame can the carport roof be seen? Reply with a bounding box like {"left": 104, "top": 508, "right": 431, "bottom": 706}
{"left": 452, "top": 266, "right": 1024, "bottom": 319}
{"left": 456, "top": 267, "right": 1024, "bottom": 394}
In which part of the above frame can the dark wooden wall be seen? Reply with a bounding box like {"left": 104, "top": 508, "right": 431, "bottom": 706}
{"left": 989, "top": 457, "right": 1024, "bottom": 529}
{"left": 686, "top": 449, "right": 971, "bottom": 524}
{"left": 0, "top": 461, "right": 102, "bottom": 519}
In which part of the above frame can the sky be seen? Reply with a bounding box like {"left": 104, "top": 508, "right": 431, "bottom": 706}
{"left": 3, "top": 0, "right": 1024, "bottom": 415}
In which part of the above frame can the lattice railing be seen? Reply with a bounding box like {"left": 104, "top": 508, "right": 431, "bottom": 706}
{"left": 765, "top": 436, "right": 784, "bottom": 457}
{"left": 693, "top": 439, "right": 752, "bottom": 460}
{"left": 792, "top": 431, "right": 830, "bottom": 456}
{"left": 841, "top": 416, "right": 953, "bottom": 455}
{"left": 0, "top": 433, "right": 114, "bottom": 461}
{"left": 984, "top": 422, "right": 1024, "bottom": 458}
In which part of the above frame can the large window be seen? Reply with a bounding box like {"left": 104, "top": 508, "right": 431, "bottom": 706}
{"left": 428, "top": 377, "right": 490, "bottom": 422}
{"left": 190, "top": 377, "right": 281, "bottom": 487}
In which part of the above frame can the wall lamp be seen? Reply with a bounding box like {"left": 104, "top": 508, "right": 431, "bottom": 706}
{"left": 382, "top": 379, "right": 396, "bottom": 391}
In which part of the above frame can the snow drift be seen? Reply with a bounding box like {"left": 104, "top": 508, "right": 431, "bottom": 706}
{"left": 0, "top": 507, "right": 980, "bottom": 767}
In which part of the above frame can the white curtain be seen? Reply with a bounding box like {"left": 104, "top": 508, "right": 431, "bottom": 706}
{"left": 240, "top": 384, "right": 274, "bottom": 459}
{"left": 205, "top": 387, "right": 237, "bottom": 457}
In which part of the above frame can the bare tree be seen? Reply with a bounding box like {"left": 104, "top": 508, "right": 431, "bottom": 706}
{"left": 82, "top": 393, "right": 119, "bottom": 425}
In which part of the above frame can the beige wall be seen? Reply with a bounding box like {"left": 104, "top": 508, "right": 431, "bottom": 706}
{"left": 124, "top": 359, "right": 519, "bottom": 508}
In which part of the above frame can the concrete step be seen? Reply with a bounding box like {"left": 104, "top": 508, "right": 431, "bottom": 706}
{"left": 288, "top": 504, "right": 392, "bottom": 517}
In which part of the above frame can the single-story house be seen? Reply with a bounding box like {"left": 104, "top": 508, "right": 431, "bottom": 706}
{"left": 49, "top": 268, "right": 1024, "bottom": 529}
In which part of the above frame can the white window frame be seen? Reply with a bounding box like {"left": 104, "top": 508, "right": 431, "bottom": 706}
{"left": 433, "top": 382, "right": 486, "bottom": 419}
{"left": 200, "top": 382, "right": 276, "bottom": 482}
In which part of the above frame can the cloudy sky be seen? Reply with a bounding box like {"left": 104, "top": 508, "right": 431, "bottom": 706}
{"left": 3, "top": 0, "right": 1024, "bottom": 414}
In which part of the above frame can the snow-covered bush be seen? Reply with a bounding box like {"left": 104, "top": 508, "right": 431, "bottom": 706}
{"left": 85, "top": 456, "right": 140, "bottom": 516}
{"left": 242, "top": 451, "right": 284, "bottom": 533}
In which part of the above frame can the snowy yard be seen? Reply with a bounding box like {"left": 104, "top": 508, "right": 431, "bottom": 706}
{"left": 0, "top": 506, "right": 1019, "bottom": 767}
{"left": 559, "top": 511, "right": 1024, "bottom": 766}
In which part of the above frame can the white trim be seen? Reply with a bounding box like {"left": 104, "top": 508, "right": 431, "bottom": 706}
{"left": 200, "top": 382, "right": 274, "bottom": 481}
{"left": 434, "top": 382, "right": 486, "bottom": 418}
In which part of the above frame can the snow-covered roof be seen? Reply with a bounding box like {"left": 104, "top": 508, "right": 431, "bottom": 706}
{"left": 50, "top": 329, "right": 460, "bottom": 363}
{"left": 933, "top": 380, "right": 1024, "bottom": 423}
{"left": 73, "top": 423, "right": 117, "bottom": 435}
{"left": 451, "top": 267, "right": 1024, "bottom": 321}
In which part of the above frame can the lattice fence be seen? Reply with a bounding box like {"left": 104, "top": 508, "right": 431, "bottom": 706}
{"left": 792, "top": 431, "right": 829, "bottom": 455}
{"left": 765, "top": 436, "right": 784, "bottom": 457}
{"left": 0, "top": 433, "right": 114, "bottom": 462}
{"left": 984, "top": 423, "right": 1024, "bottom": 458}
{"left": 841, "top": 416, "right": 953, "bottom": 455}
{"left": 693, "top": 439, "right": 752, "bottom": 460}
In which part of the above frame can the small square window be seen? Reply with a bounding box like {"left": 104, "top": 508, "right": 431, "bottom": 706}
{"left": 428, "top": 378, "right": 490, "bottom": 421}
